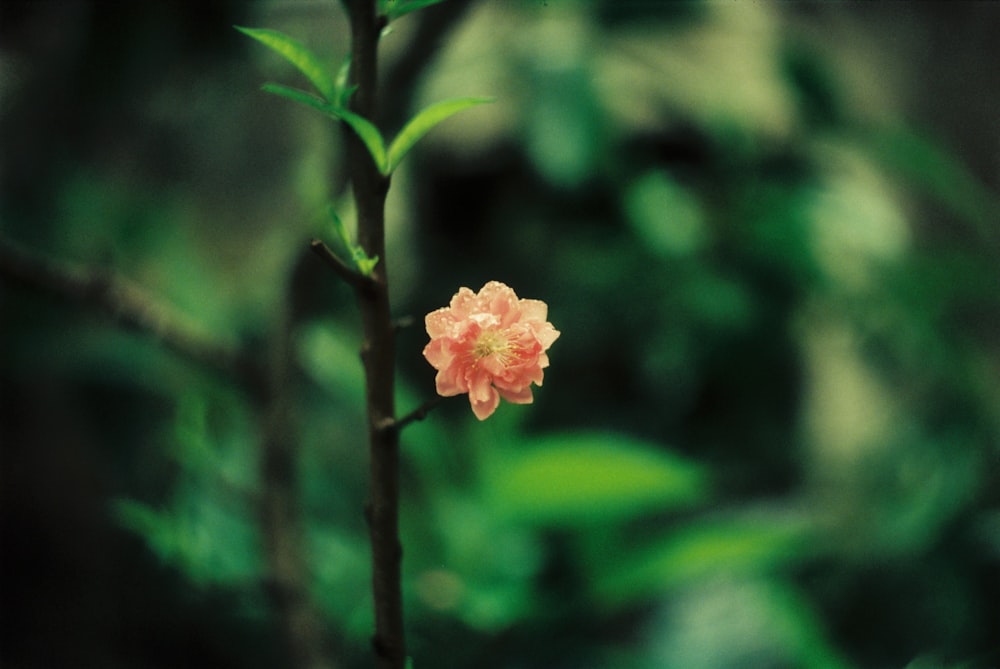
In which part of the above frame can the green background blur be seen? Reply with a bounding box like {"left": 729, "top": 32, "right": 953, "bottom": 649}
{"left": 2, "top": 1, "right": 999, "bottom": 668}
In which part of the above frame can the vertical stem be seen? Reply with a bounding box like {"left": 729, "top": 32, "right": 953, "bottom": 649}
{"left": 341, "top": 2, "right": 405, "bottom": 668}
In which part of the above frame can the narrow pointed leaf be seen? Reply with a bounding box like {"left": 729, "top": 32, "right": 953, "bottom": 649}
{"left": 334, "top": 56, "right": 356, "bottom": 109}
{"left": 327, "top": 205, "right": 352, "bottom": 248}
{"left": 334, "top": 55, "right": 351, "bottom": 93}
{"left": 261, "top": 83, "right": 332, "bottom": 114}
{"left": 354, "top": 254, "right": 379, "bottom": 277}
{"left": 334, "top": 108, "right": 388, "bottom": 173}
{"left": 235, "top": 26, "right": 337, "bottom": 101}
{"left": 328, "top": 205, "right": 378, "bottom": 276}
{"left": 386, "top": 97, "right": 493, "bottom": 174}
{"left": 383, "top": 0, "right": 450, "bottom": 20}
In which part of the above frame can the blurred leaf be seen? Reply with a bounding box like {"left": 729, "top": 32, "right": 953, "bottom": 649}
{"left": 380, "top": 0, "right": 449, "bottom": 21}
{"left": 411, "top": 496, "right": 542, "bottom": 630}
{"left": 525, "top": 55, "right": 604, "bottom": 188}
{"left": 460, "top": 580, "right": 534, "bottom": 631}
{"left": 483, "top": 433, "right": 708, "bottom": 526}
{"left": 770, "top": 584, "right": 855, "bottom": 669}
{"left": 646, "top": 578, "right": 852, "bottom": 669}
{"left": 115, "top": 500, "right": 178, "bottom": 564}
{"left": 592, "top": 515, "right": 813, "bottom": 607}
{"left": 115, "top": 495, "right": 262, "bottom": 586}
{"left": 625, "top": 171, "right": 708, "bottom": 257}
{"left": 235, "top": 26, "right": 337, "bottom": 102}
{"left": 308, "top": 527, "right": 374, "bottom": 641}
{"left": 385, "top": 97, "right": 493, "bottom": 174}
{"left": 170, "top": 389, "right": 258, "bottom": 492}
{"left": 871, "top": 125, "right": 1000, "bottom": 241}
{"left": 297, "top": 320, "right": 366, "bottom": 406}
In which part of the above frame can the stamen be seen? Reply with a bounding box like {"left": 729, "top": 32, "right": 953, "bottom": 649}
{"left": 473, "top": 329, "right": 511, "bottom": 362}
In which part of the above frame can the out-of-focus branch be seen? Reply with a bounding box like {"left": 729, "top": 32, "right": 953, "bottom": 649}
{"left": 258, "top": 250, "right": 337, "bottom": 669}
{"left": 0, "top": 238, "right": 262, "bottom": 391}
{"left": 309, "top": 238, "right": 375, "bottom": 294}
{"left": 0, "top": 237, "right": 336, "bottom": 667}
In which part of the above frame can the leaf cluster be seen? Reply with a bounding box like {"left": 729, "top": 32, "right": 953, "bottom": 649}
{"left": 234, "top": 26, "right": 491, "bottom": 177}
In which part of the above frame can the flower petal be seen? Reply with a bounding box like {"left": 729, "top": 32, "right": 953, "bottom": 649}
{"left": 422, "top": 339, "right": 452, "bottom": 370}
{"left": 481, "top": 282, "right": 522, "bottom": 326}
{"left": 533, "top": 322, "right": 560, "bottom": 349}
{"left": 497, "top": 385, "right": 533, "bottom": 404}
{"left": 470, "top": 386, "right": 500, "bottom": 420}
{"left": 435, "top": 367, "right": 466, "bottom": 396}
{"left": 519, "top": 298, "right": 548, "bottom": 324}
{"left": 448, "top": 286, "right": 478, "bottom": 319}
{"left": 424, "top": 307, "right": 453, "bottom": 339}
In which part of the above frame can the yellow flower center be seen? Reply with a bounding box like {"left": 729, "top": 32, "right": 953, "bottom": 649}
{"left": 473, "top": 329, "right": 512, "bottom": 362}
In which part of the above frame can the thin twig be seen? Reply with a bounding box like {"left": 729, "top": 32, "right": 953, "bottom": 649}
{"left": 393, "top": 396, "right": 443, "bottom": 432}
{"left": 309, "top": 238, "right": 375, "bottom": 294}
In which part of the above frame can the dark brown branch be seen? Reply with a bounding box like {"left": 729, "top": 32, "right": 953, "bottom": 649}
{"left": 0, "top": 238, "right": 261, "bottom": 391}
{"left": 392, "top": 396, "right": 443, "bottom": 432}
{"left": 339, "top": 2, "right": 405, "bottom": 668}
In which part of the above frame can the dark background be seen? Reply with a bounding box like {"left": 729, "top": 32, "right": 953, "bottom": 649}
{"left": 2, "top": 1, "right": 999, "bottom": 668}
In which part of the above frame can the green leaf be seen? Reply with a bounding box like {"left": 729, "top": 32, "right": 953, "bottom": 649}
{"left": 235, "top": 26, "right": 337, "bottom": 101}
{"left": 115, "top": 496, "right": 262, "bottom": 585}
{"left": 353, "top": 253, "right": 379, "bottom": 276}
{"left": 334, "top": 56, "right": 356, "bottom": 109}
{"left": 327, "top": 205, "right": 352, "bottom": 249}
{"left": 381, "top": 0, "right": 450, "bottom": 20}
{"left": 115, "top": 499, "right": 176, "bottom": 562}
{"left": 263, "top": 84, "right": 385, "bottom": 176}
{"left": 334, "top": 108, "right": 388, "bottom": 173}
{"left": 385, "top": 97, "right": 493, "bottom": 174}
{"left": 261, "top": 83, "right": 332, "bottom": 114}
{"left": 327, "top": 205, "right": 379, "bottom": 276}
{"left": 483, "top": 433, "right": 708, "bottom": 526}
{"left": 298, "top": 321, "right": 366, "bottom": 407}
{"left": 871, "top": 126, "right": 1000, "bottom": 240}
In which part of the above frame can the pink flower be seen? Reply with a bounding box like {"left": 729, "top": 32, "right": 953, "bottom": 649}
{"left": 423, "top": 281, "right": 560, "bottom": 420}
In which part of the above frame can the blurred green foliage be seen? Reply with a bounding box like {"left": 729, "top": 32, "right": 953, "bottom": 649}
{"left": 2, "top": 2, "right": 999, "bottom": 669}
